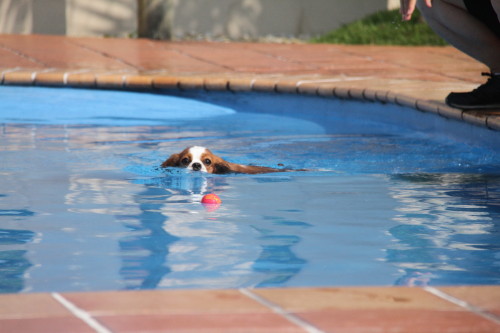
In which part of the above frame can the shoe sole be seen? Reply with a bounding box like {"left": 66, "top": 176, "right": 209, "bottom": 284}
{"left": 446, "top": 102, "right": 500, "bottom": 110}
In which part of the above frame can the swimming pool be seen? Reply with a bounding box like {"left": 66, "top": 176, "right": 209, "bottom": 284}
{"left": 1, "top": 86, "right": 499, "bottom": 293}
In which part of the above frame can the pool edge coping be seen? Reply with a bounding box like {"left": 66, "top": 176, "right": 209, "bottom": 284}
{"left": 1, "top": 69, "right": 499, "bottom": 132}
{"left": 1, "top": 286, "right": 499, "bottom": 332}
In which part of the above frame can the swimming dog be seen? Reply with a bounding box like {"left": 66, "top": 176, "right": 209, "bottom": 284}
{"left": 161, "top": 146, "right": 289, "bottom": 174}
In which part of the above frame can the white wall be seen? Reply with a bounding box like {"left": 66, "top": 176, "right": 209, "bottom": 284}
{"left": 1, "top": 0, "right": 34, "bottom": 34}
{"left": 66, "top": 0, "right": 137, "bottom": 37}
{"left": 0, "top": 0, "right": 136, "bottom": 37}
{"left": 163, "top": 0, "right": 398, "bottom": 39}
{"left": 0, "top": 0, "right": 398, "bottom": 39}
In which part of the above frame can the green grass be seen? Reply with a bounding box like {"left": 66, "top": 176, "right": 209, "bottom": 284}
{"left": 311, "top": 9, "right": 447, "bottom": 46}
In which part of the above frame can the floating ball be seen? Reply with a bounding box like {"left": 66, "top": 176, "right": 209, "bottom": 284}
{"left": 201, "top": 193, "right": 222, "bottom": 205}
{"left": 201, "top": 193, "right": 222, "bottom": 212}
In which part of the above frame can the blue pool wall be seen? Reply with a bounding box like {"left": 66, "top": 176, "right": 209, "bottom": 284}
{"left": 157, "top": 89, "right": 500, "bottom": 152}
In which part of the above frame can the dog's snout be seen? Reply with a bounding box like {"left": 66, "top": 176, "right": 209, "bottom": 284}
{"left": 192, "top": 162, "right": 202, "bottom": 171}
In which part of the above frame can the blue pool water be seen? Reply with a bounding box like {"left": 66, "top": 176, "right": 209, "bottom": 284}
{"left": 1, "top": 86, "right": 499, "bottom": 293}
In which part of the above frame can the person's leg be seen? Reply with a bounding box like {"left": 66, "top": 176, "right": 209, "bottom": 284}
{"left": 417, "top": 0, "right": 500, "bottom": 109}
{"left": 417, "top": 0, "right": 500, "bottom": 72}
{"left": 493, "top": 0, "right": 500, "bottom": 22}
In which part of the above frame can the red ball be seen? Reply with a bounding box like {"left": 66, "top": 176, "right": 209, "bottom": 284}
{"left": 201, "top": 193, "right": 222, "bottom": 205}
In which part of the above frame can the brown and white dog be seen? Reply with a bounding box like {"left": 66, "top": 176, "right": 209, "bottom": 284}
{"left": 161, "top": 146, "right": 288, "bottom": 174}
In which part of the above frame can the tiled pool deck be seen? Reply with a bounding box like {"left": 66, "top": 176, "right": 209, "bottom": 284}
{"left": 0, "top": 34, "right": 499, "bottom": 332}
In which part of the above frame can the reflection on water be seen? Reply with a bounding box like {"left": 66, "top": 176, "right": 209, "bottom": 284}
{"left": 388, "top": 174, "right": 500, "bottom": 286}
{"left": 0, "top": 226, "right": 35, "bottom": 292}
{"left": 118, "top": 184, "right": 179, "bottom": 290}
{"left": 2, "top": 119, "right": 500, "bottom": 291}
{"left": 252, "top": 232, "right": 307, "bottom": 287}
{"left": 0, "top": 116, "right": 312, "bottom": 292}
{"left": 120, "top": 173, "right": 309, "bottom": 289}
{"left": 1, "top": 87, "right": 500, "bottom": 293}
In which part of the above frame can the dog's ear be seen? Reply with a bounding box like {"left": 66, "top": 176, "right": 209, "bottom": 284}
{"left": 161, "top": 153, "right": 181, "bottom": 168}
{"left": 213, "top": 162, "right": 232, "bottom": 174}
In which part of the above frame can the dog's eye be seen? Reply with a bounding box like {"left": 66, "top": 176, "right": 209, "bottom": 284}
{"left": 204, "top": 159, "right": 211, "bottom": 165}
{"left": 181, "top": 158, "right": 190, "bottom": 165}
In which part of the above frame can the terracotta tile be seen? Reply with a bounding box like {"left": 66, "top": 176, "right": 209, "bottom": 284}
{"left": 362, "top": 88, "right": 378, "bottom": 102}
{"left": 487, "top": 115, "right": 500, "bottom": 131}
{"left": 437, "top": 104, "right": 463, "bottom": 121}
{"left": 0, "top": 48, "right": 44, "bottom": 68}
{"left": 340, "top": 45, "right": 484, "bottom": 83}
{"left": 315, "top": 84, "right": 335, "bottom": 97}
{"left": 462, "top": 111, "right": 488, "bottom": 127}
{"left": 62, "top": 289, "right": 270, "bottom": 316}
{"left": 395, "top": 94, "right": 418, "bottom": 109}
{"left": 415, "top": 99, "right": 440, "bottom": 113}
{"left": 173, "top": 42, "right": 310, "bottom": 73}
{"left": 276, "top": 80, "right": 298, "bottom": 94}
{"left": 0, "top": 34, "right": 497, "bottom": 134}
{"left": 253, "top": 287, "right": 464, "bottom": 312}
{"left": 297, "top": 82, "right": 320, "bottom": 95}
{"left": 251, "top": 78, "right": 278, "bottom": 92}
{"left": 439, "top": 286, "right": 500, "bottom": 317}
{"left": 95, "top": 73, "right": 126, "bottom": 89}
{"left": 204, "top": 77, "right": 229, "bottom": 91}
{"left": 0, "top": 37, "right": 488, "bottom": 109}
{"left": 153, "top": 76, "right": 180, "bottom": 89}
{"left": 228, "top": 77, "right": 254, "bottom": 92}
{"left": 333, "top": 87, "right": 350, "bottom": 99}
{"left": 385, "top": 91, "right": 399, "bottom": 105}
{"left": 66, "top": 72, "right": 97, "bottom": 87}
{"left": 299, "top": 309, "right": 500, "bottom": 333}
{"left": 34, "top": 71, "right": 66, "bottom": 86}
{"left": 1, "top": 69, "right": 15, "bottom": 83}
{"left": 3, "top": 70, "right": 35, "bottom": 85}
{"left": 403, "top": 86, "right": 453, "bottom": 102}
{"left": 0, "top": 35, "right": 133, "bottom": 70}
{"left": 75, "top": 38, "right": 226, "bottom": 73}
{"left": 0, "top": 293, "right": 69, "bottom": 319}
{"left": 348, "top": 88, "right": 365, "bottom": 100}
{"left": 0, "top": 317, "right": 95, "bottom": 333}
{"left": 125, "top": 75, "right": 153, "bottom": 89}
{"left": 98, "top": 313, "right": 303, "bottom": 333}
{"left": 178, "top": 76, "right": 205, "bottom": 90}
{"left": 462, "top": 110, "right": 487, "bottom": 127}
{"left": 275, "top": 49, "right": 365, "bottom": 72}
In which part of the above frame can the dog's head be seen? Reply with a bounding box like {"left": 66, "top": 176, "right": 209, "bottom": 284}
{"left": 161, "top": 146, "right": 231, "bottom": 174}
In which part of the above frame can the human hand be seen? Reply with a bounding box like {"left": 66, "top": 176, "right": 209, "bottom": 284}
{"left": 400, "top": 0, "right": 432, "bottom": 21}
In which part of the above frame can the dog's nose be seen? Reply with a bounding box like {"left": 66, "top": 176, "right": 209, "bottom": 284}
{"left": 192, "top": 162, "right": 202, "bottom": 171}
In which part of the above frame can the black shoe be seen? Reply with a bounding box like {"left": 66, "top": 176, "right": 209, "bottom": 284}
{"left": 445, "top": 72, "right": 500, "bottom": 110}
